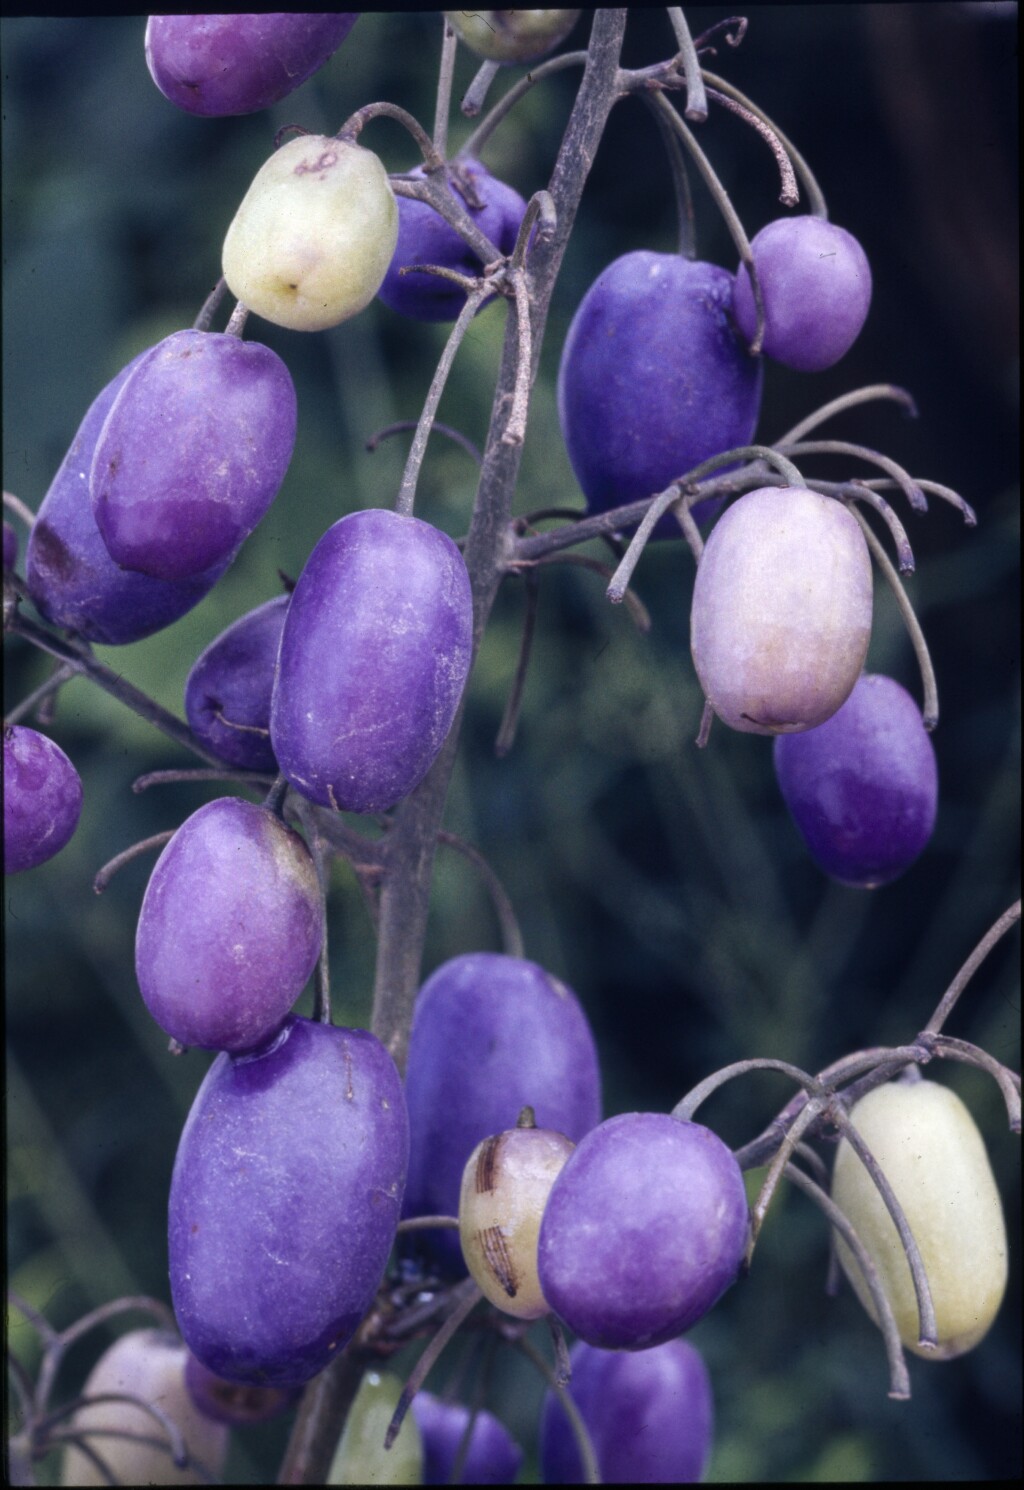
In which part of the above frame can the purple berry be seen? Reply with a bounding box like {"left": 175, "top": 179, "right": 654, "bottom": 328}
{"left": 169, "top": 1016, "right": 408, "bottom": 1387}
{"left": 411, "top": 1392, "right": 523, "bottom": 1486}
{"left": 270, "top": 508, "right": 473, "bottom": 814}
{"left": 557, "top": 251, "right": 762, "bottom": 532}
{"left": 378, "top": 157, "right": 528, "bottom": 322}
{"left": 91, "top": 330, "right": 297, "bottom": 581}
{"left": 537, "top": 1112, "right": 749, "bottom": 1350}
{"left": 184, "top": 595, "right": 289, "bottom": 773}
{"left": 774, "top": 673, "right": 938, "bottom": 886}
{"left": 402, "top": 951, "right": 601, "bottom": 1276}
{"left": 183, "top": 1351, "right": 296, "bottom": 1427}
{"left": 145, "top": 14, "right": 359, "bottom": 117}
{"left": 4, "top": 725, "right": 84, "bottom": 875}
{"left": 3, "top": 520, "right": 17, "bottom": 570}
{"left": 690, "top": 485, "right": 873, "bottom": 734}
{"left": 540, "top": 1337, "right": 714, "bottom": 1484}
{"left": 25, "top": 355, "right": 230, "bottom": 645}
{"left": 733, "top": 216, "right": 872, "bottom": 372}
{"left": 135, "top": 797, "right": 324, "bottom": 1053}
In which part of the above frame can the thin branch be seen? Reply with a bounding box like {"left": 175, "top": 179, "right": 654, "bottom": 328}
{"left": 666, "top": 7, "right": 708, "bottom": 120}
{"left": 705, "top": 85, "right": 798, "bottom": 206}
{"left": 776, "top": 384, "right": 918, "bottom": 447}
{"left": 924, "top": 899, "right": 1021, "bottom": 1035}
{"left": 847, "top": 506, "right": 938, "bottom": 729}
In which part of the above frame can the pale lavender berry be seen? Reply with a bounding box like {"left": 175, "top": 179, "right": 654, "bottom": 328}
{"left": 379, "top": 157, "right": 527, "bottom": 322}
{"left": 734, "top": 216, "right": 872, "bottom": 371}
{"left": 3, "top": 725, "right": 83, "bottom": 874}
{"left": 690, "top": 485, "right": 873, "bottom": 735}
{"left": 540, "top": 1337, "right": 714, "bottom": 1484}
{"left": 537, "top": 1112, "right": 749, "bottom": 1351}
{"left": 411, "top": 1393, "right": 523, "bottom": 1486}
{"left": 774, "top": 673, "right": 938, "bottom": 886}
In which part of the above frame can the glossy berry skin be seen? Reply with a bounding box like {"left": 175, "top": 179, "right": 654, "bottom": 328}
{"left": 379, "top": 158, "right": 527, "bottom": 322}
{"left": 4, "top": 725, "right": 83, "bottom": 874}
{"left": 184, "top": 1352, "right": 296, "bottom": 1427}
{"left": 135, "top": 797, "right": 323, "bottom": 1053}
{"left": 59, "top": 1329, "right": 228, "bottom": 1487}
{"left": 445, "top": 9, "right": 580, "bottom": 63}
{"left": 25, "top": 354, "right": 229, "bottom": 644}
{"left": 223, "top": 135, "right": 397, "bottom": 333}
{"left": 169, "top": 1016, "right": 409, "bottom": 1388}
{"left": 774, "top": 673, "right": 937, "bottom": 886}
{"left": 690, "top": 486, "right": 873, "bottom": 734}
{"left": 184, "top": 594, "right": 289, "bottom": 773}
{"left": 403, "top": 952, "right": 601, "bottom": 1276}
{"left": 831, "top": 1079, "right": 1007, "bottom": 1359}
{"left": 271, "top": 508, "right": 473, "bottom": 813}
{"left": 734, "top": 216, "right": 872, "bottom": 371}
{"left": 557, "top": 252, "right": 762, "bottom": 533}
{"left": 537, "top": 1112, "right": 749, "bottom": 1351}
{"left": 91, "top": 330, "right": 297, "bottom": 582}
{"left": 540, "top": 1337, "right": 714, "bottom": 1484}
{"left": 411, "top": 1392, "right": 523, "bottom": 1486}
{"left": 145, "top": 14, "right": 358, "bottom": 117}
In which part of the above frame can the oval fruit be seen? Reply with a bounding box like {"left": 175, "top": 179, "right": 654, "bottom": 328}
{"left": 90, "top": 329, "right": 297, "bottom": 581}
{"left": 411, "top": 1392, "right": 523, "bottom": 1486}
{"left": 270, "top": 508, "right": 473, "bottom": 813}
{"left": 557, "top": 251, "right": 762, "bottom": 532}
{"left": 135, "top": 797, "right": 323, "bottom": 1052}
{"left": 445, "top": 9, "right": 580, "bottom": 64}
{"left": 690, "top": 485, "right": 873, "bottom": 734}
{"left": 774, "top": 673, "right": 937, "bottom": 885}
{"left": 734, "top": 216, "right": 872, "bottom": 371}
{"left": 25, "top": 354, "right": 230, "bottom": 644}
{"left": 184, "top": 1351, "right": 296, "bottom": 1426}
{"left": 537, "top": 1112, "right": 749, "bottom": 1350}
{"left": 184, "top": 594, "right": 290, "bottom": 773}
{"left": 169, "top": 1015, "right": 409, "bottom": 1387}
{"left": 831, "top": 1077, "right": 1008, "bottom": 1359}
{"left": 59, "top": 1329, "right": 228, "bottom": 1487}
{"left": 3, "top": 725, "right": 83, "bottom": 874}
{"left": 222, "top": 134, "right": 398, "bottom": 332}
{"left": 146, "top": 14, "right": 359, "bottom": 117}
{"left": 458, "top": 1115, "right": 575, "bottom": 1318}
{"left": 540, "top": 1337, "right": 714, "bottom": 1484}
{"left": 379, "top": 157, "right": 527, "bottom": 322}
{"left": 402, "top": 952, "right": 602, "bottom": 1276}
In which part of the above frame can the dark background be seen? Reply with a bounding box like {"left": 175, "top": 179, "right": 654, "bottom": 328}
{"left": 3, "top": 8, "right": 1019, "bottom": 1482}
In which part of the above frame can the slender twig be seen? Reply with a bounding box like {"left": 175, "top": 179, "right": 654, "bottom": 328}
{"left": 367, "top": 420, "right": 483, "bottom": 467}
{"left": 783, "top": 1164, "right": 911, "bottom": 1399}
{"left": 642, "top": 87, "right": 697, "bottom": 257}
{"left": 495, "top": 567, "right": 539, "bottom": 758}
{"left": 926, "top": 1034, "right": 1021, "bottom": 1132}
{"left": 461, "top": 59, "right": 501, "bottom": 117}
{"left": 383, "top": 1283, "right": 482, "bottom": 1448}
{"left": 666, "top": 7, "right": 708, "bottom": 120}
{"left": 747, "top": 1097, "right": 825, "bottom": 1261}
{"left": 706, "top": 85, "right": 798, "bottom": 206}
{"left": 437, "top": 829, "right": 525, "bottom": 959}
{"left": 701, "top": 69, "right": 828, "bottom": 217}
{"left": 513, "top": 1333, "right": 601, "bottom": 1484}
{"left": 433, "top": 17, "right": 458, "bottom": 158}
{"left": 193, "top": 277, "right": 227, "bottom": 332}
{"left": 830, "top": 483, "right": 915, "bottom": 575}
{"left": 340, "top": 100, "right": 443, "bottom": 169}
{"left": 460, "top": 51, "right": 589, "bottom": 156}
{"left": 3, "top": 489, "right": 37, "bottom": 530}
{"left": 778, "top": 439, "right": 928, "bottom": 514}
{"left": 93, "top": 831, "right": 175, "bottom": 894}
{"left": 395, "top": 283, "right": 496, "bottom": 517}
{"left": 132, "top": 767, "right": 275, "bottom": 793}
{"left": 847, "top": 506, "right": 938, "bottom": 729}
{"left": 4, "top": 661, "right": 76, "bottom": 727}
{"left": 777, "top": 384, "right": 918, "bottom": 447}
{"left": 224, "top": 301, "right": 249, "bottom": 338}
{"left": 859, "top": 476, "right": 976, "bottom": 527}
{"left": 924, "top": 900, "right": 1021, "bottom": 1036}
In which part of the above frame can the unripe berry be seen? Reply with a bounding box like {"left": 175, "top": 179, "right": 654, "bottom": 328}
{"left": 223, "top": 135, "right": 398, "bottom": 332}
{"left": 459, "top": 1109, "right": 575, "bottom": 1319}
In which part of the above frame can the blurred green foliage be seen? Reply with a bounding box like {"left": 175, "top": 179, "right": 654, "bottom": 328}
{"left": 3, "top": 9, "right": 1019, "bottom": 1484}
